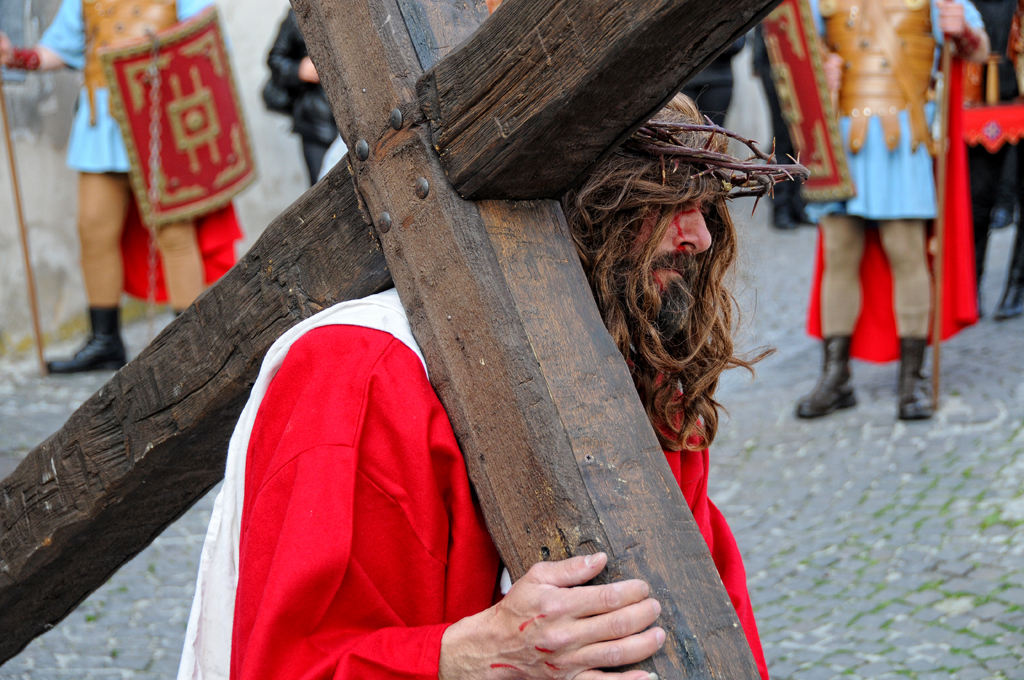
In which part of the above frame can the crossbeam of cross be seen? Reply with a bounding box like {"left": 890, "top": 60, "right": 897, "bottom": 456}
{"left": 0, "top": 0, "right": 780, "bottom": 674}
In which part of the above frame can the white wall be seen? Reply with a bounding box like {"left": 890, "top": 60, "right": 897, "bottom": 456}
{"left": 0, "top": 0, "right": 307, "bottom": 353}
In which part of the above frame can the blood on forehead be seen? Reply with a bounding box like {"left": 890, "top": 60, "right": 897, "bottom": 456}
{"left": 634, "top": 201, "right": 704, "bottom": 250}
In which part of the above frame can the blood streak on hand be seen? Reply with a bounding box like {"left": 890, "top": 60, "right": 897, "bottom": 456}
{"left": 534, "top": 646, "right": 554, "bottom": 653}
{"left": 544, "top": 662, "right": 560, "bottom": 670}
{"left": 491, "top": 664, "right": 522, "bottom": 671}
{"left": 518, "top": 614, "right": 547, "bottom": 632}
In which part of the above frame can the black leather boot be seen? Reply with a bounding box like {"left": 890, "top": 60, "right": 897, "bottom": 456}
{"left": 994, "top": 227, "right": 1024, "bottom": 320}
{"left": 898, "top": 337, "right": 933, "bottom": 420}
{"left": 796, "top": 336, "right": 856, "bottom": 418}
{"left": 47, "top": 307, "right": 127, "bottom": 374}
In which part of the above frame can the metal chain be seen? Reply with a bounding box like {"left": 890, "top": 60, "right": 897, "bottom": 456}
{"left": 145, "top": 31, "right": 162, "bottom": 340}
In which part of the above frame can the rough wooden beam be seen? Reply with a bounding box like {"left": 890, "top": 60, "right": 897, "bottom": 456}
{"left": 0, "top": 162, "right": 392, "bottom": 664}
{"left": 394, "top": 0, "right": 489, "bottom": 69}
{"left": 297, "top": 0, "right": 760, "bottom": 676}
{"left": 419, "top": 0, "right": 781, "bottom": 199}
{"left": 478, "top": 201, "right": 759, "bottom": 676}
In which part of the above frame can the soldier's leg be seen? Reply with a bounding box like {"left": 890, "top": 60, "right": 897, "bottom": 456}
{"left": 78, "top": 173, "right": 131, "bottom": 307}
{"left": 820, "top": 214, "right": 866, "bottom": 336}
{"left": 48, "top": 173, "right": 130, "bottom": 374}
{"left": 878, "top": 219, "right": 932, "bottom": 420}
{"left": 796, "top": 214, "right": 864, "bottom": 418}
{"left": 155, "top": 220, "right": 205, "bottom": 313}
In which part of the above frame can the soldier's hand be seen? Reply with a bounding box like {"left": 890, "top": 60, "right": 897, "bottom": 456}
{"left": 938, "top": 0, "right": 967, "bottom": 37}
{"left": 439, "top": 552, "right": 665, "bottom": 680}
{"left": 824, "top": 52, "right": 844, "bottom": 92}
{"left": 0, "top": 32, "right": 13, "bottom": 67}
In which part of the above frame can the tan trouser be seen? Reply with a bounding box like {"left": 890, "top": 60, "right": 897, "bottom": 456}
{"left": 820, "top": 214, "right": 931, "bottom": 338}
{"left": 78, "top": 172, "right": 205, "bottom": 311}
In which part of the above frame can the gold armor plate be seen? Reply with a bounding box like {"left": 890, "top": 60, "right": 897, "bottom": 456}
{"left": 83, "top": 0, "right": 177, "bottom": 123}
{"left": 823, "top": 0, "right": 936, "bottom": 153}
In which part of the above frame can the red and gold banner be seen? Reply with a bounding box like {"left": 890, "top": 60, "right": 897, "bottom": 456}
{"left": 762, "top": 0, "right": 855, "bottom": 202}
{"left": 100, "top": 6, "right": 256, "bottom": 226}
{"left": 962, "top": 102, "right": 1024, "bottom": 153}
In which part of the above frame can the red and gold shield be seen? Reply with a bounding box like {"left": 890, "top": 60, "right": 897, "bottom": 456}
{"left": 99, "top": 6, "right": 256, "bottom": 226}
{"left": 762, "top": 0, "right": 855, "bottom": 202}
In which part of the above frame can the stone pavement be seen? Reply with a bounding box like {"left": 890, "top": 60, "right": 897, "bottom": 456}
{"left": 0, "top": 215, "right": 1021, "bottom": 679}
{"left": 715, "top": 212, "right": 1024, "bottom": 680}
{"left": 0, "top": 313, "right": 216, "bottom": 679}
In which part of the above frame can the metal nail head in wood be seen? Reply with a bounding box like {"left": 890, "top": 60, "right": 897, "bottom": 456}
{"left": 415, "top": 177, "right": 429, "bottom": 199}
{"left": 355, "top": 139, "right": 369, "bottom": 160}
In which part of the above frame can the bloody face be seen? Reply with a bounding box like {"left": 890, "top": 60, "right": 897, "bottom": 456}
{"left": 633, "top": 203, "right": 712, "bottom": 341}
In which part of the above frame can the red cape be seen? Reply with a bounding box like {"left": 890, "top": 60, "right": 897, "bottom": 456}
{"left": 807, "top": 57, "right": 979, "bottom": 362}
{"left": 120, "top": 202, "right": 243, "bottom": 302}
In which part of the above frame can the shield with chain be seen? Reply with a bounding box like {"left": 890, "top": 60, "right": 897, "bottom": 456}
{"left": 99, "top": 6, "right": 257, "bottom": 227}
{"left": 762, "top": 0, "right": 855, "bottom": 201}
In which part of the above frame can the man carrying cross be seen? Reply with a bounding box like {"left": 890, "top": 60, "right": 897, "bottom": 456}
{"left": 177, "top": 93, "right": 806, "bottom": 680}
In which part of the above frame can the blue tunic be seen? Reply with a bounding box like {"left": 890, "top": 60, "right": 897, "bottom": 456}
{"left": 809, "top": 0, "right": 984, "bottom": 221}
{"left": 38, "top": 0, "right": 213, "bottom": 173}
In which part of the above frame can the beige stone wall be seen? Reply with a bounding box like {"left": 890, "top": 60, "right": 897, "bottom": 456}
{"left": 0, "top": 0, "right": 307, "bottom": 353}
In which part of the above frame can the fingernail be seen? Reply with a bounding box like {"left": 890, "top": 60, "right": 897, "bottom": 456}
{"left": 652, "top": 599, "right": 662, "bottom": 616}
{"left": 648, "top": 672, "right": 660, "bottom": 680}
{"left": 584, "top": 553, "right": 599, "bottom": 567}
{"left": 655, "top": 628, "right": 666, "bottom": 646}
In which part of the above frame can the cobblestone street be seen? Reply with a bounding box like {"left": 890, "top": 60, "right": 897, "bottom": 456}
{"left": 1, "top": 212, "right": 1021, "bottom": 679}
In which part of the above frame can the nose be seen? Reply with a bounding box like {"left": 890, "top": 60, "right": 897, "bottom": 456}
{"left": 664, "top": 207, "right": 712, "bottom": 254}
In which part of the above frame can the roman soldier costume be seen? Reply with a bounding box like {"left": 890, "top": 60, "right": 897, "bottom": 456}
{"left": 1, "top": 0, "right": 247, "bottom": 373}
{"left": 799, "top": 0, "right": 986, "bottom": 420}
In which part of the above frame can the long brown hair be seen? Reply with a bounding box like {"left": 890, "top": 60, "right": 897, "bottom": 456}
{"left": 562, "top": 94, "right": 766, "bottom": 451}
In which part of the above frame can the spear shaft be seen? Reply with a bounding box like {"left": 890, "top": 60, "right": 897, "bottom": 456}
{"left": 0, "top": 69, "right": 47, "bottom": 375}
{"left": 931, "top": 42, "right": 954, "bottom": 410}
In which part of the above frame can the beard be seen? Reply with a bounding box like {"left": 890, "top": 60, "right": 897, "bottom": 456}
{"left": 650, "top": 251, "right": 697, "bottom": 341}
{"left": 611, "top": 249, "right": 698, "bottom": 353}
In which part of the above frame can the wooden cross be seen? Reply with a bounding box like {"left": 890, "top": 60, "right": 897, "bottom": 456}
{"left": 0, "top": 0, "right": 780, "bottom": 675}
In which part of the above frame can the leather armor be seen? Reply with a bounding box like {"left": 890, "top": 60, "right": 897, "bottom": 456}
{"left": 83, "top": 0, "right": 177, "bottom": 124}
{"left": 822, "top": 0, "right": 936, "bottom": 155}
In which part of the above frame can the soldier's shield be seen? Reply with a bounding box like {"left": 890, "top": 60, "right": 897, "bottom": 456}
{"left": 762, "top": 0, "right": 855, "bottom": 202}
{"left": 100, "top": 6, "right": 257, "bottom": 226}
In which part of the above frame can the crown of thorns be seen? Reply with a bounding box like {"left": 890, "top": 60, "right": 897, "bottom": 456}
{"left": 622, "top": 119, "right": 810, "bottom": 203}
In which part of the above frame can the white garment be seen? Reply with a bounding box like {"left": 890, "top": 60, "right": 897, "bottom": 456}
{"left": 176, "top": 289, "right": 425, "bottom": 680}
{"left": 317, "top": 135, "right": 349, "bottom": 182}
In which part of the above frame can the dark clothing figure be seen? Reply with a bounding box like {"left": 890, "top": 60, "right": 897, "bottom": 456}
{"left": 987, "top": 146, "right": 1017, "bottom": 230}
{"left": 969, "top": 0, "right": 1024, "bottom": 318}
{"left": 752, "top": 25, "right": 807, "bottom": 229}
{"left": 267, "top": 9, "right": 338, "bottom": 185}
{"left": 682, "top": 37, "right": 745, "bottom": 127}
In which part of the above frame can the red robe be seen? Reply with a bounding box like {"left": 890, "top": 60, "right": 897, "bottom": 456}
{"left": 231, "top": 325, "right": 768, "bottom": 680}
{"left": 806, "top": 58, "right": 979, "bottom": 362}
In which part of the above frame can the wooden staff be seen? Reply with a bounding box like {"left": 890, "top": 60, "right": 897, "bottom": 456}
{"left": 931, "top": 41, "right": 953, "bottom": 410}
{"left": 0, "top": 69, "right": 47, "bottom": 375}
